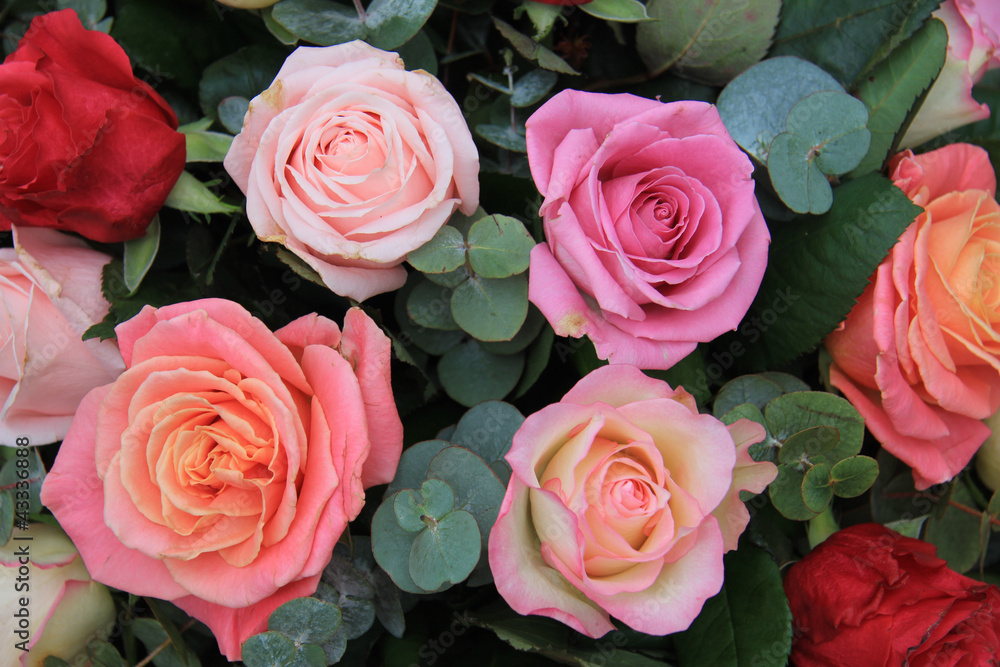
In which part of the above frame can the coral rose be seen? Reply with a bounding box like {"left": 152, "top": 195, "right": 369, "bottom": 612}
{"left": 902, "top": 0, "right": 1000, "bottom": 147}
{"left": 40, "top": 299, "right": 402, "bottom": 660}
{"left": 0, "top": 226, "right": 123, "bottom": 445}
{"left": 487, "top": 365, "right": 777, "bottom": 637}
{"left": 825, "top": 144, "right": 1000, "bottom": 489}
{"left": 525, "top": 90, "right": 770, "bottom": 370}
{"left": 785, "top": 523, "right": 1000, "bottom": 666}
{"left": 1, "top": 523, "right": 117, "bottom": 667}
{"left": 225, "top": 40, "right": 480, "bottom": 302}
{"left": 0, "top": 10, "right": 185, "bottom": 242}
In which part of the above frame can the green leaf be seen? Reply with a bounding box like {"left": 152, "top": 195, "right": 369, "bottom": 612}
{"left": 217, "top": 97, "right": 250, "bottom": 136}
{"left": 317, "top": 557, "right": 376, "bottom": 640}
{"left": 88, "top": 641, "right": 126, "bottom": 667}
{"left": 408, "top": 509, "right": 481, "bottom": 591}
{"left": 674, "top": 546, "right": 791, "bottom": 666}
{"left": 802, "top": 463, "right": 834, "bottom": 513}
{"left": 510, "top": 69, "right": 559, "bottom": 108}
{"left": 717, "top": 56, "right": 845, "bottom": 163}
{"left": 198, "top": 44, "right": 286, "bottom": 121}
{"left": 123, "top": 216, "right": 160, "bottom": 296}
{"left": 777, "top": 426, "right": 840, "bottom": 466}
{"left": 925, "top": 479, "right": 983, "bottom": 574}
{"left": 394, "top": 280, "right": 464, "bottom": 356}
{"left": 637, "top": 0, "right": 781, "bottom": 85}
{"left": 452, "top": 273, "right": 528, "bottom": 341}
{"left": 365, "top": 0, "right": 438, "bottom": 50}
{"left": 395, "top": 488, "right": 431, "bottom": 532}
{"left": 271, "top": 0, "right": 366, "bottom": 46}
{"left": 43, "top": 658, "right": 73, "bottom": 667}
{"left": 579, "top": 0, "right": 653, "bottom": 23}
{"left": 726, "top": 174, "right": 921, "bottom": 369}
{"left": 269, "top": 597, "right": 341, "bottom": 645}
{"left": 849, "top": 18, "right": 947, "bottom": 177}
{"left": 771, "top": 0, "right": 941, "bottom": 87}
{"left": 765, "top": 392, "right": 865, "bottom": 464}
{"left": 513, "top": 325, "right": 554, "bottom": 399}
{"left": 492, "top": 18, "right": 580, "bottom": 76}
{"left": 407, "top": 279, "right": 460, "bottom": 331}
{"left": 0, "top": 448, "right": 46, "bottom": 517}
{"left": 396, "top": 30, "right": 438, "bottom": 75}
{"left": 475, "top": 124, "right": 528, "bottom": 153}
{"left": 407, "top": 225, "right": 467, "bottom": 274}
{"left": 523, "top": 1, "right": 562, "bottom": 40}
{"left": 721, "top": 404, "right": 767, "bottom": 429}
{"left": 262, "top": 6, "right": 300, "bottom": 46}
{"left": 768, "top": 465, "right": 819, "bottom": 521}
{"left": 450, "top": 401, "right": 524, "bottom": 484}
{"left": 57, "top": 0, "right": 107, "bottom": 28}
{"left": 163, "top": 172, "right": 241, "bottom": 215}
{"left": 830, "top": 456, "right": 880, "bottom": 497}
{"left": 438, "top": 340, "right": 525, "bottom": 407}
{"left": 130, "top": 618, "right": 200, "bottom": 667}
{"left": 182, "top": 130, "right": 234, "bottom": 163}
{"left": 647, "top": 348, "right": 712, "bottom": 406}
{"left": 758, "top": 372, "right": 810, "bottom": 394}
{"left": 466, "top": 215, "right": 535, "bottom": 278}
{"left": 713, "top": 375, "right": 785, "bottom": 418}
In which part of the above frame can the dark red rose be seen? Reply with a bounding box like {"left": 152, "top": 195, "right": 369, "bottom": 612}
{"left": 785, "top": 523, "right": 1000, "bottom": 666}
{"left": 0, "top": 10, "right": 184, "bottom": 243}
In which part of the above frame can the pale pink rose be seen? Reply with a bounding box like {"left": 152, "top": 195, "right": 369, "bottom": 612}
{"left": 40, "top": 299, "right": 403, "bottom": 660}
{"left": 825, "top": 144, "right": 1000, "bottom": 489}
{"left": 225, "top": 40, "right": 479, "bottom": 302}
{"left": 1, "top": 523, "right": 116, "bottom": 667}
{"left": 487, "top": 365, "right": 777, "bottom": 637}
{"left": 902, "top": 0, "right": 1000, "bottom": 147}
{"left": 0, "top": 226, "right": 123, "bottom": 445}
{"left": 526, "top": 90, "right": 770, "bottom": 370}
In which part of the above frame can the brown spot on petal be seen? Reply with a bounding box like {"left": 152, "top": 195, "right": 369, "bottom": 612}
{"left": 262, "top": 80, "right": 284, "bottom": 109}
{"left": 558, "top": 313, "right": 588, "bottom": 337}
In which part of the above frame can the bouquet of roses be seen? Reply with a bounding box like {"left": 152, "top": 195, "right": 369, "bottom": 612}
{"left": 2, "top": 0, "right": 1000, "bottom": 665}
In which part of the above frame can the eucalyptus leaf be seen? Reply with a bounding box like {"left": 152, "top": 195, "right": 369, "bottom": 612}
{"left": 510, "top": 69, "right": 559, "bottom": 108}
{"left": 765, "top": 392, "right": 865, "bottom": 464}
{"left": 579, "top": 0, "right": 653, "bottom": 23}
{"left": 475, "top": 124, "right": 528, "bottom": 153}
{"left": 802, "top": 463, "right": 834, "bottom": 513}
{"left": 438, "top": 340, "right": 525, "bottom": 406}
{"left": 199, "top": 44, "right": 286, "bottom": 121}
{"left": 830, "top": 456, "right": 880, "bottom": 497}
{"left": 713, "top": 375, "right": 786, "bottom": 418}
{"left": 407, "top": 279, "right": 460, "bottom": 331}
{"left": 451, "top": 273, "right": 528, "bottom": 341}
{"left": 408, "top": 509, "right": 481, "bottom": 591}
{"left": 271, "top": 0, "right": 365, "bottom": 46}
{"left": 492, "top": 18, "right": 580, "bottom": 76}
{"left": 466, "top": 215, "right": 535, "bottom": 278}
{"left": 717, "top": 56, "right": 845, "bottom": 163}
{"left": 269, "top": 598, "right": 341, "bottom": 645}
{"left": 217, "top": 97, "right": 251, "bottom": 135}
{"left": 769, "top": 465, "right": 819, "bottom": 521}
{"left": 637, "top": 0, "right": 781, "bottom": 85}
{"left": 407, "top": 225, "right": 467, "bottom": 274}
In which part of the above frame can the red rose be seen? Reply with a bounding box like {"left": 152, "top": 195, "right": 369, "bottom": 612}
{"left": 785, "top": 523, "right": 1000, "bottom": 666}
{"left": 0, "top": 10, "right": 185, "bottom": 243}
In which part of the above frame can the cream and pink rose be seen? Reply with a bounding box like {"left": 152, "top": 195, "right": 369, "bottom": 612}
{"left": 225, "top": 40, "right": 479, "bottom": 303}
{"left": 40, "top": 299, "right": 402, "bottom": 660}
{"left": 1, "top": 523, "right": 116, "bottom": 667}
{"left": 526, "top": 90, "right": 769, "bottom": 370}
{"left": 826, "top": 143, "right": 1000, "bottom": 489}
{"left": 487, "top": 365, "right": 777, "bottom": 637}
{"left": 0, "top": 226, "right": 123, "bottom": 445}
{"left": 902, "top": 0, "right": 1000, "bottom": 147}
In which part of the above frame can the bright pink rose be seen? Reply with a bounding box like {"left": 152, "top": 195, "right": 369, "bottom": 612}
{"left": 526, "top": 90, "right": 769, "bottom": 370}
{"left": 902, "top": 0, "right": 1000, "bottom": 147}
{"left": 826, "top": 144, "right": 1000, "bottom": 489}
{"left": 225, "top": 40, "right": 479, "bottom": 302}
{"left": 40, "top": 299, "right": 402, "bottom": 660}
{"left": 0, "top": 226, "right": 123, "bottom": 445}
{"left": 488, "top": 365, "right": 777, "bottom": 637}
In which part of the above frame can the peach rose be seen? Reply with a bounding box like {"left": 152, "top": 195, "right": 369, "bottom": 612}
{"left": 826, "top": 143, "right": 1000, "bottom": 489}
{"left": 40, "top": 299, "right": 402, "bottom": 660}
{"left": 902, "top": 0, "right": 1000, "bottom": 147}
{"left": 224, "top": 40, "right": 479, "bottom": 302}
{"left": 1, "top": 523, "right": 116, "bottom": 667}
{"left": 487, "top": 365, "right": 777, "bottom": 637}
{"left": 0, "top": 226, "right": 123, "bottom": 445}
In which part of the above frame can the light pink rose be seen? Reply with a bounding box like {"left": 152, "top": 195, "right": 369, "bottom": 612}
{"left": 902, "top": 0, "right": 1000, "bottom": 147}
{"left": 487, "top": 365, "right": 777, "bottom": 637}
{"left": 525, "top": 90, "right": 770, "bottom": 370}
{"left": 825, "top": 144, "right": 1000, "bottom": 489}
{"left": 0, "top": 226, "right": 123, "bottom": 445}
{"left": 1, "top": 523, "right": 117, "bottom": 667}
{"left": 225, "top": 40, "right": 479, "bottom": 302}
{"left": 40, "top": 299, "right": 403, "bottom": 660}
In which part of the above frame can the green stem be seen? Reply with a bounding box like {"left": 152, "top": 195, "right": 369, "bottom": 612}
{"left": 807, "top": 506, "right": 839, "bottom": 549}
